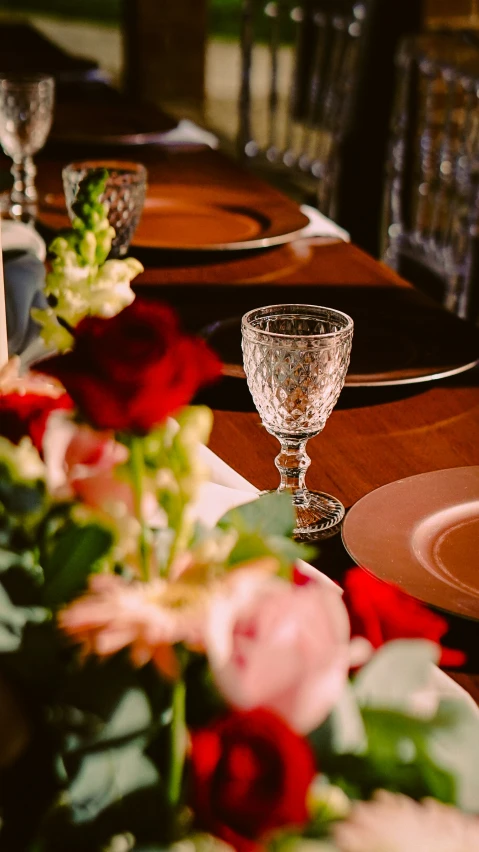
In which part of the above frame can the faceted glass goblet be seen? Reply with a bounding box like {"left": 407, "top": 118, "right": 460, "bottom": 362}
{"left": 241, "top": 304, "right": 354, "bottom": 540}
{"left": 0, "top": 73, "right": 55, "bottom": 220}
{"left": 63, "top": 160, "right": 147, "bottom": 258}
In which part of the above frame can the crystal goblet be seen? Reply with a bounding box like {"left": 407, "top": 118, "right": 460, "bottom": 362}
{"left": 0, "top": 73, "right": 55, "bottom": 220}
{"left": 63, "top": 160, "right": 147, "bottom": 258}
{"left": 241, "top": 304, "right": 354, "bottom": 540}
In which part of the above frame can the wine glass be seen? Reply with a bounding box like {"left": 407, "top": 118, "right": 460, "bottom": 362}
{"left": 62, "top": 160, "right": 147, "bottom": 258}
{"left": 0, "top": 74, "right": 55, "bottom": 220}
{"left": 241, "top": 304, "right": 353, "bottom": 540}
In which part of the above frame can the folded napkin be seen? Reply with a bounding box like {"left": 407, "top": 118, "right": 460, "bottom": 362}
{"left": 3, "top": 219, "right": 46, "bottom": 262}
{"left": 300, "top": 204, "right": 350, "bottom": 242}
{"left": 2, "top": 221, "right": 47, "bottom": 359}
{"left": 158, "top": 119, "right": 219, "bottom": 149}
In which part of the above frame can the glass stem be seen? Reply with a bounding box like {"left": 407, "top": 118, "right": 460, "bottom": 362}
{"left": 275, "top": 437, "right": 311, "bottom": 506}
{"left": 11, "top": 155, "right": 37, "bottom": 205}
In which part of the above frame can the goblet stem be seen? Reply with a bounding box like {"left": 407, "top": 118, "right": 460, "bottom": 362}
{"left": 274, "top": 437, "right": 312, "bottom": 505}
{"left": 274, "top": 434, "right": 345, "bottom": 540}
{"left": 10, "top": 155, "right": 37, "bottom": 219}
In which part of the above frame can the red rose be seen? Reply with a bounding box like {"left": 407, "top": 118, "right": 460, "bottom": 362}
{"left": 342, "top": 567, "right": 465, "bottom": 668}
{"left": 36, "top": 300, "right": 222, "bottom": 433}
{"left": 0, "top": 393, "right": 72, "bottom": 453}
{"left": 190, "top": 708, "right": 316, "bottom": 852}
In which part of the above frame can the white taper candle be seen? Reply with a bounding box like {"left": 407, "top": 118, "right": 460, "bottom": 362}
{"left": 0, "top": 216, "right": 7, "bottom": 368}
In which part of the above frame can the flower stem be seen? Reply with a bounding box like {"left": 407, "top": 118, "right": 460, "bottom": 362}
{"left": 130, "top": 436, "right": 149, "bottom": 582}
{"left": 168, "top": 676, "right": 186, "bottom": 808}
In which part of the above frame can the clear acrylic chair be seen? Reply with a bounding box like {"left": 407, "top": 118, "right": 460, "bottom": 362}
{"left": 382, "top": 33, "right": 479, "bottom": 321}
{"left": 238, "top": 0, "right": 368, "bottom": 220}
{"left": 238, "top": 0, "right": 422, "bottom": 254}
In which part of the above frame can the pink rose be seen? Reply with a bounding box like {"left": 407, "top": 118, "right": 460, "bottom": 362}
{"left": 206, "top": 570, "right": 351, "bottom": 734}
{"left": 43, "top": 413, "right": 131, "bottom": 511}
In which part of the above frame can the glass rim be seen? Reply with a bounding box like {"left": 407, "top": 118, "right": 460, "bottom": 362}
{"left": 62, "top": 160, "right": 147, "bottom": 177}
{"left": 0, "top": 72, "right": 54, "bottom": 86}
{"left": 241, "top": 303, "right": 354, "bottom": 340}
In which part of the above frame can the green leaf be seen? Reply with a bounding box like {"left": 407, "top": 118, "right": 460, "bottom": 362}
{"left": 317, "top": 704, "right": 456, "bottom": 804}
{"left": 218, "top": 491, "right": 296, "bottom": 537}
{"left": 349, "top": 640, "right": 479, "bottom": 806}
{"left": 353, "top": 639, "right": 440, "bottom": 712}
{"left": 361, "top": 706, "right": 456, "bottom": 803}
{"left": 63, "top": 686, "right": 154, "bottom": 756}
{"left": 328, "top": 683, "right": 367, "bottom": 755}
{"left": 218, "top": 491, "right": 315, "bottom": 573}
{"left": 0, "top": 583, "right": 47, "bottom": 653}
{"left": 56, "top": 676, "right": 160, "bottom": 828}
{"left": 66, "top": 742, "right": 159, "bottom": 825}
{"left": 426, "top": 697, "right": 479, "bottom": 812}
{"left": 42, "top": 523, "right": 114, "bottom": 607}
{"left": 0, "top": 548, "right": 40, "bottom": 576}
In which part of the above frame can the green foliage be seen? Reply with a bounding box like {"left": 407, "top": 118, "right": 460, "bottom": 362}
{"left": 0, "top": 583, "right": 47, "bottom": 653}
{"left": 41, "top": 521, "right": 114, "bottom": 606}
{"left": 308, "top": 642, "right": 472, "bottom": 809}
{"left": 311, "top": 701, "right": 457, "bottom": 806}
{"left": 218, "top": 490, "right": 315, "bottom": 574}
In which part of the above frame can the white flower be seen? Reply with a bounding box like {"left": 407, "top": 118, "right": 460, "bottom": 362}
{"left": 0, "top": 356, "right": 64, "bottom": 397}
{"left": 0, "top": 436, "right": 45, "bottom": 482}
{"left": 169, "top": 835, "right": 235, "bottom": 852}
{"left": 333, "top": 791, "right": 479, "bottom": 852}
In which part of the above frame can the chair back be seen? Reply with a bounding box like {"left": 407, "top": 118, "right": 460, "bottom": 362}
{"left": 383, "top": 33, "right": 479, "bottom": 320}
{"left": 238, "top": 0, "right": 367, "bottom": 220}
{"left": 238, "top": 0, "right": 422, "bottom": 253}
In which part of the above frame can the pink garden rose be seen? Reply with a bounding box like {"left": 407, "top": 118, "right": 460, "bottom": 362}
{"left": 43, "top": 413, "right": 132, "bottom": 511}
{"left": 205, "top": 570, "right": 351, "bottom": 734}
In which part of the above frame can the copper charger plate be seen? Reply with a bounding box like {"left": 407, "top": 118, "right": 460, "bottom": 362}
{"left": 199, "top": 291, "right": 479, "bottom": 386}
{"left": 342, "top": 467, "right": 479, "bottom": 620}
{"left": 38, "top": 188, "right": 310, "bottom": 251}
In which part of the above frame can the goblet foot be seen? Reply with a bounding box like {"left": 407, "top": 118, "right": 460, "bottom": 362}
{"left": 264, "top": 489, "right": 345, "bottom": 541}
{"left": 292, "top": 490, "right": 345, "bottom": 540}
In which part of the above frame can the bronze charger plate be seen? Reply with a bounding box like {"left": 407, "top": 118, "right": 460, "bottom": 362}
{"left": 342, "top": 467, "right": 479, "bottom": 620}
{"left": 195, "top": 284, "right": 479, "bottom": 387}
{"left": 38, "top": 186, "right": 310, "bottom": 252}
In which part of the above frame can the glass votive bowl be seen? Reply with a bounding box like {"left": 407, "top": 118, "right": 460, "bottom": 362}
{"left": 62, "top": 160, "right": 147, "bottom": 258}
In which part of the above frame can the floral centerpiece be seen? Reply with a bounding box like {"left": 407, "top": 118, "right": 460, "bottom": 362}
{"left": 1, "top": 296, "right": 479, "bottom": 852}
{"left": 0, "top": 171, "right": 478, "bottom": 851}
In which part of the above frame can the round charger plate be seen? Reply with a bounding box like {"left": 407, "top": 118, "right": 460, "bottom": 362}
{"left": 38, "top": 188, "right": 310, "bottom": 252}
{"left": 342, "top": 466, "right": 479, "bottom": 620}
{"left": 201, "top": 308, "right": 479, "bottom": 387}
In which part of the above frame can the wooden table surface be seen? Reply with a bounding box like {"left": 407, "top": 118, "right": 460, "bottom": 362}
{"left": 11, "top": 106, "right": 479, "bottom": 698}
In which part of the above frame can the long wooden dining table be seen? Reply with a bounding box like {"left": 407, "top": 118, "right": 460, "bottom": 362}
{"left": 8, "top": 115, "right": 479, "bottom": 704}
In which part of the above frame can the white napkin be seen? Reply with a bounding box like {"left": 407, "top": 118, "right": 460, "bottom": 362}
{"left": 193, "top": 481, "right": 257, "bottom": 528}
{"left": 3, "top": 220, "right": 48, "bottom": 358}
{"left": 158, "top": 119, "right": 219, "bottom": 149}
{"left": 2, "top": 219, "right": 46, "bottom": 262}
{"left": 300, "top": 204, "right": 350, "bottom": 242}
{"left": 198, "top": 444, "right": 258, "bottom": 493}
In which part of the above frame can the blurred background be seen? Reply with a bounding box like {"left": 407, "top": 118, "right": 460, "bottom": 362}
{"left": 3, "top": 0, "right": 479, "bottom": 314}
{"left": 4, "top": 0, "right": 475, "bottom": 143}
